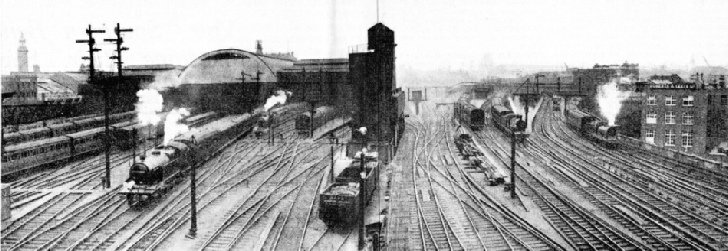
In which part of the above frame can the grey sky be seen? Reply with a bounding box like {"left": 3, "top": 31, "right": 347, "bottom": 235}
{"left": 2, "top": 0, "right": 727, "bottom": 75}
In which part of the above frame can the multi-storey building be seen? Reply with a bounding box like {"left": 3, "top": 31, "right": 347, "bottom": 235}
{"left": 640, "top": 75, "right": 727, "bottom": 155}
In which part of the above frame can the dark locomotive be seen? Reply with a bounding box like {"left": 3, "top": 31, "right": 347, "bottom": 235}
{"left": 295, "top": 106, "right": 344, "bottom": 136}
{"left": 453, "top": 99, "right": 485, "bottom": 130}
{"left": 565, "top": 104, "right": 620, "bottom": 149}
{"left": 120, "top": 113, "right": 259, "bottom": 206}
{"left": 490, "top": 104, "right": 528, "bottom": 142}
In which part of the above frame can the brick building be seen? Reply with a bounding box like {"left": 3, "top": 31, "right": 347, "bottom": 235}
{"left": 571, "top": 62, "right": 639, "bottom": 110}
{"left": 640, "top": 75, "right": 727, "bottom": 155}
{"left": 276, "top": 58, "right": 350, "bottom": 108}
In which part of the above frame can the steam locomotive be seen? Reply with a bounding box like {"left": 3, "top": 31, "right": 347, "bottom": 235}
{"left": 253, "top": 102, "right": 308, "bottom": 138}
{"left": 564, "top": 105, "right": 620, "bottom": 149}
{"left": 490, "top": 104, "right": 528, "bottom": 142}
{"left": 119, "top": 113, "right": 259, "bottom": 206}
{"left": 453, "top": 99, "right": 485, "bottom": 130}
{"left": 295, "top": 106, "right": 343, "bottom": 136}
{"left": 319, "top": 152, "right": 379, "bottom": 224}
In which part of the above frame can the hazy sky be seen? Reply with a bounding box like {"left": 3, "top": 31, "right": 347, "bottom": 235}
{"left": 1, "top": 0, "right": 727, "bottom": 74}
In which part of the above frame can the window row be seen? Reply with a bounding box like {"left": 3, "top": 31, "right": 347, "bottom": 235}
{"left": 644, "top": 129, "right": 693, "bottom": 147}
{"left": 2, "top": 142, "right": 70, "bottom": 162}
{"left": 645, "top": 111, "right": 694, "bottom": 125}
{"left": 707, "top": 94, "right": 728, "bottom": 106}
{"left": 646, "top": 95, "right": 694, "bottom": 106}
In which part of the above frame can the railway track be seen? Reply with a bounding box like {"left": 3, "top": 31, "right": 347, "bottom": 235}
{"left": 1, "top": 192, "right": 93, "bottom": 249}
{"left": 534, "top": 101, "right": 728, "bottom": 250}
{"left": 391, "top": 104, "right": 563, "bottom": 251}
{"left": 194, "top": 142, "right": 327, "bottom": 250}
{"left": 470, "top": 107, "right": 649, "bottom": 250}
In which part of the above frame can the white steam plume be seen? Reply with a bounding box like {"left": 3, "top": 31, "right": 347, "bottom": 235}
{"left": 597, "top": 79, "right": 631, "bottom": 126}
{"left": 163, "top": 108, "right": 191, "bottom": 146}
{"left": 263, "top": 90, "right": 292, "bottom": 111}
{"left": 507, "top": 96, "right": 543, "bottom": 133}
{"left": 136, "top": 89, "right": 164, "bottom": 126}
{"left": 135, "top": 71, "right": 183, "bottom": 125}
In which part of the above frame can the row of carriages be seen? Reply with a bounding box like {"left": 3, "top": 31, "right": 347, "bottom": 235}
{"left": 1, "top": 111, "right": 155, "bottom": 178}
{"left": 3, "top": 111, "right": 137, "bottom": 146}
{"left": 1, "top": 111, "right": 218, "bottom": 178}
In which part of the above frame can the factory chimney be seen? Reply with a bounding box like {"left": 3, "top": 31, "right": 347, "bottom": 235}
{"left": 33, "top": 65, "right": 40, "bottom": 74}
{"left": 256, "top": 40, "right": 263, "bottom": 54}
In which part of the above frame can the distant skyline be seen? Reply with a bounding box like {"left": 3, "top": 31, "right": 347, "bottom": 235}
{"left": 2, "top": 0, "right": 727, "bottom": 75}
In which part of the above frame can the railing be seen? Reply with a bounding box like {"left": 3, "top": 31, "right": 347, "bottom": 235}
{"left": 620, "top": 135, "right": 727, "bottom": 170}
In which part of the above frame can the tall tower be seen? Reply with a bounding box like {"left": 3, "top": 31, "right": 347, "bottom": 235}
{"left": 18, "top": 33, "right": 29, "bottom": 72}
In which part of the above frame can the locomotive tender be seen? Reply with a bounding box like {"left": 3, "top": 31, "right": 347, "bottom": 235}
{"left": 319, "top": 152, "right": 379, "bottom": 224}
{"left": 564, "top": 105, "right": 620, "bottom": 149}
{"left": 119, "top": 113, "right": 259, "bottom": 206}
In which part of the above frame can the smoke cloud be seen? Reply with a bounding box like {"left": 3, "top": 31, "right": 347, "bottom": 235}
{"left": 135, "top": 71, "right": 184, "bottom": 125}
{"left": 136, "top": 89, "right": 164, "bottom": 126}
{"left": 597, "top": 79, "right": 631, "bottom": 126}
{"left": 263, "top": 90, "right": 292, "bottom": 111}
{"left": 163, "top": 108, "right": 191, "bottom": 146}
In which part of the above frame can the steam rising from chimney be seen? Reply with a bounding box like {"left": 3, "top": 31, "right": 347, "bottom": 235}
{"left": 597, "top": 79, "right": 631, "bottom": 126}
{"left": 263, "top": 90, "right": 292, "bottom": 111}
{"left": 136, "top": 89, "right": 164, "bottom": 125}
{"left": 135, "top": 71, "right": 184, "bottom": 125}
{"left": 507, "top": 96, "right": 543, "bottom": 133}
{"left": 163, "top": 108, "right": 191, "bottom": 146}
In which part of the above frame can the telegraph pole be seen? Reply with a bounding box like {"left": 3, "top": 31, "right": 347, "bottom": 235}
{"left": 76, "top": 25, "right": 105, "bottom": 187}
{"left": 102, "top": 23, "right": 133, "bottom": 189}
{"left": 76, "top": 25, "right": 105, "bottom": 83}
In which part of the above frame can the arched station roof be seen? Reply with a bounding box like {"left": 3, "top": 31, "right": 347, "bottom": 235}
{"left": 180, "top": 49, "right": 295, "bottom": 84}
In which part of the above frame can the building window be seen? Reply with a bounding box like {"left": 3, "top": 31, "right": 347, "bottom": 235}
{"left": 665, "top": 96, "right": 677, "bottom": 106}
{"left": 682, "top": 95, "right": 694, "bottom": 106}
{"left": 682, "top": 130, "right": 693, "bottom": 151}
{"left": 645, "top": 129, "right": 655, "bottom": 144}
{"left": 646, "top": 111, "right": 657, "bottom": 124}
{"left": 708, "top": 95, "right": 713, "bottom": 105}
{"left": 665, "top": 111, "right": 676, "bottom": 124}
{"left": 647, "top": 95, "right": 656, "bottom": 105}
{"left": 722, "top": 95, "right": 727, "bottom": 106}
{"left": 665, "top": 130, "right": 676, "bottom": 146}
{"left": 682, "top": 112, "right": 694, "bottom": 125}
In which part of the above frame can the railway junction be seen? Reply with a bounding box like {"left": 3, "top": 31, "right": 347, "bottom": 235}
{"left": 2, "top": 17, "right": 728, "bottom": 251}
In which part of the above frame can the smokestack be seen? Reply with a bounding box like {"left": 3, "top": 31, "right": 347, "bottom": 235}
{"left": 256, "top": 40, "right": 263, "bottom": 54}
{"left": 33, "top": 64, "right": 40, "bottom": 74}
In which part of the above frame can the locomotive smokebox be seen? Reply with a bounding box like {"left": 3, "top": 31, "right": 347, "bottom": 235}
{"left": 514, "top": 120, "right": 527, "bottom": 132}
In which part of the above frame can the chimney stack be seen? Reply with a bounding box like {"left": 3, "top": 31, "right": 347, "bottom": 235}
{"left": 33, "top": 64, "right": 40, "bottom": 74}
{"left": 256, "top": 40, "right": 263, "bottom": 54}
